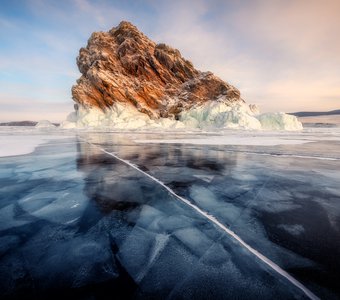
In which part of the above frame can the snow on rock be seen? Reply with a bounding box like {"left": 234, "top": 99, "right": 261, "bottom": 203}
{"left": 258, "top": 112, "right": 303, "bottom": 131}
{"left": 61, "top": 101, "right": 302, "bottom": 131}
{"left": 35, "top": 120, "right": 56, "bottom": 129}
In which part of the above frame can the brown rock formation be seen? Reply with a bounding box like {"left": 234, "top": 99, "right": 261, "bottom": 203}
{"left": 72, "top": 21, "right": 242, "bottom": 119}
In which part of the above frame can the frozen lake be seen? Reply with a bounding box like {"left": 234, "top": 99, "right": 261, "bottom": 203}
{"left": 0, "top": 127, "right": 339, "bottom": 299}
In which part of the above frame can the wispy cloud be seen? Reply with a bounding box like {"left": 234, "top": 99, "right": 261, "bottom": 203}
{"left": 136, "top": 0, "right": 340, "bottom": 112}
{"left": 0, "top": 95, "right": 73, "bottom": 122}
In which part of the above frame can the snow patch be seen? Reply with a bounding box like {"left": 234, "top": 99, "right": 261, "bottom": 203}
{"left": 0, "top": 135, "right": 47, "bottom": 157}
{"left": 0, "top": 135, "right": 69, "bottom": 157}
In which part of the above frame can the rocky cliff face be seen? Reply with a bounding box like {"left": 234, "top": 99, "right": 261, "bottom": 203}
{"left": 66, "top": 21, "right": 303, "bottom": 131}
{"left": 72, "top": 21, "right": 242, "bottom": 119}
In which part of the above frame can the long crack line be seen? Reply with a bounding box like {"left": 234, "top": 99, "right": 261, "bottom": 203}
{"left": 85, "top": 139, "right": 319, "bottom": 300}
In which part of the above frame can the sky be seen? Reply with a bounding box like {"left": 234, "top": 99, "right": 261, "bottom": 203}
{"left": 0, "top": 0, "right": 339, "bottom": 122}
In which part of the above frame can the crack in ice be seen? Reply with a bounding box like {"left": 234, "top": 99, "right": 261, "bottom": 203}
{"left": 84, "top": 139, "right": 319, "bottom": 300}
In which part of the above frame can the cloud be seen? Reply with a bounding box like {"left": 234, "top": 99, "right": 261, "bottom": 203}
{"left": 0, "top": 16, "right": 16, "bottom": 29}
{"left": 231, "top": 0, "right": 340, "bottom": 61}
{"left": 249, "top": 77, "right": 340, "bottom": 112}
{"left": 0, "top": 0, "right": 339, "bottom": 122}
{"left": 0, "top": 96, "right": 73, "bottom": 122}
{"left": 135, "top": 0, "right": 339, "bottom": 111}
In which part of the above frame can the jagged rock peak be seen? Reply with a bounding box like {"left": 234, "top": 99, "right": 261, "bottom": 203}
{"left": 72, "top": 20, "right": 242, "bottom": 119}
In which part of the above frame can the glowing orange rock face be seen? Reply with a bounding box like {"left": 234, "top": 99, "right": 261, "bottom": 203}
{"left": 72, "top": 21, "right": 242, "bottom": 119}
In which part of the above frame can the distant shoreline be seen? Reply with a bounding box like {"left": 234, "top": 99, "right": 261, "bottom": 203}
{"left": 289, "top": 109, "right": 340, "bottom": 117}
{"left": 297, "top": 114, "right": 340, "bottom": 126}
{"left": 0, "top": 121, "right": 60, "bottom": 127}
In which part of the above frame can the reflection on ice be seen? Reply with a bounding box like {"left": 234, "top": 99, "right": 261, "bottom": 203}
{"left": 81, "top": 131, "right": 339, "bottom": 299}
{"left": 0, "top": 130, "right": 339, "bottom": 299}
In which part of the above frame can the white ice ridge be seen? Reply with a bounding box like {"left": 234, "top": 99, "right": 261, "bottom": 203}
{"left": 61, "top": 101, "right": 303, "bottom": 131}
{"left": 35, "top": 120, "right": 56, "bottom": 128}
{"left": 83, "top": 139, "right": 319, "bottom": 300}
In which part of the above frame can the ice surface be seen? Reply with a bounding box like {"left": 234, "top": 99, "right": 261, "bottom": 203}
{"left": 1, "top": 129, "right": 339, "bottom": 299}
{"left": 134, "top": 205, "right": 166, "bottom": 231}
{"left": 277, "top": 224, "right": 305, "bottom": 236}
{"left": 135, "top": 134, "right": 310, "bottom": 146}
{"left": 117, "top": 226, "right": 170, "bottom": 283}
{"left": 22, "top": 234, "right": 118, "bottom": 289}
{"left": 0, "top": 204, "right": 31, "bottom": 231}
{"left": 189, "top": 185, "right": 243, "bottom": 224}
{"left": 18, "top": 189, "right": 88, "bottom": 225}
{"left": 0, "top": 235, "right": 20, "bottom": 256}
{"left": 91, "top": 128, "right": 339, "bottom": 298}
{"left": 173, "top": 227, "right": 214, "bottom": 257}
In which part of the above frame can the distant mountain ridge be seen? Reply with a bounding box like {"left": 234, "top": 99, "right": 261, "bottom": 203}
{"left": 0, "top": 121, "right": 59, "bottom": 126}
{"left": 290, "top": 109, "right": 340, "bottom": 117}
{"left": 0, "top": 121, "right": 37, "bottom": 126}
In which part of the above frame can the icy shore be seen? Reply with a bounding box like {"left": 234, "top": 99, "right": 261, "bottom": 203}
{"left": 60, "top": 101, "right": 303, "bottom": 131}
